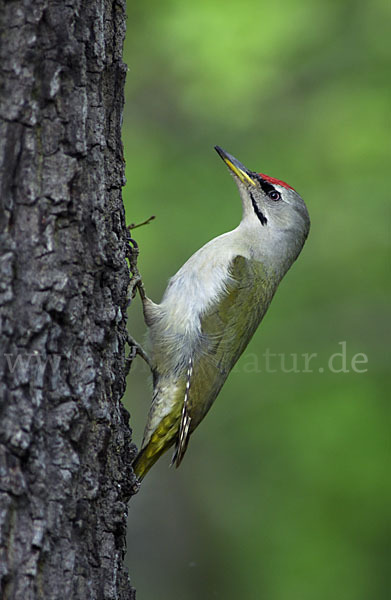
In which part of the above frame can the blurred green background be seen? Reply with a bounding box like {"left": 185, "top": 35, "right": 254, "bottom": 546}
{"left": 122, "top": 1, "right": 389, "bottom": 598}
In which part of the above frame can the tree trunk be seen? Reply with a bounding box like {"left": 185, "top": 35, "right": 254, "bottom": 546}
{"left": 0, "top": 1, "right": 137, "bottom": 598}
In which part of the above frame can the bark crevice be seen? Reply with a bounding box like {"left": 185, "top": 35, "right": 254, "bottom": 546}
{"left": 0, "top": 1, "right": 137, "bottom": 598}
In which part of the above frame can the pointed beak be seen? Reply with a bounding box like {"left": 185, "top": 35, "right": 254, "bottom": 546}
{"left": 214, "top": 146, "right": 256, "bottom": 186}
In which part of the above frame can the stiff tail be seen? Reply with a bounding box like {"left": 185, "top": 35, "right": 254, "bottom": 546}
{"left": 133, "top": 358, "right": 194, "bottom": 480}
{"left": 132, "top": 406, "right": 179, "bottom": 481}
{"left": 132, "top": 443, "right": 169, "bottom": 481}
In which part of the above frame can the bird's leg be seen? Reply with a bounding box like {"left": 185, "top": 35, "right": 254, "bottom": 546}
{"left": 126, "top": 230, "right": 154, "bottom": 319}
{"left": 125, "top": 232, "right": 153, "bottom": 374}
{"left": 125, "top": 331, "right": 153, "bottom": 375}
{"left": 126, "top": 215, "right": 155, "bottom": 303}
{"left": 126, "top": 234, "right": 145, "bottom": 303}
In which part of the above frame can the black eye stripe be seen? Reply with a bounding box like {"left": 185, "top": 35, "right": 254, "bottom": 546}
{"left": 250, "top": 191, "right": 267, "bottom": 226}
{"left": 252, "top": 173, "right": 276, "bottom": 195}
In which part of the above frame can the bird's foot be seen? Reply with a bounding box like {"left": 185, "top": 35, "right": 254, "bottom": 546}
{"left": 126, "top": 235, "right": 147, "bottom": 303}
{"left": 126, "top": 216, "right": 155, "bottom": 301}
{"left": 125, "top": 332, "right": 153, "bottom": 375}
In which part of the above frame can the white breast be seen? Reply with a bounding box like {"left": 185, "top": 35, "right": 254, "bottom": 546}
{"left": 145, "top": 227, "right": 250, "bottom": 374}
{"left": 160, "top": 229, "right": 245, "bottom": 336}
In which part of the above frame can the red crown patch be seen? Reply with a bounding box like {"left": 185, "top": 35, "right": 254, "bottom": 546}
{"left": 259, "top": 173, "right": 295, "bottom": 191}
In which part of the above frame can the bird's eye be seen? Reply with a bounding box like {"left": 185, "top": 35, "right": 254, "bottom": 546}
{"left": 268, "top": 190, "right": 281, "bottom": 201}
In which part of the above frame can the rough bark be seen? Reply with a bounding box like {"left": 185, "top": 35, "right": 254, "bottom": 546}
{"left": 0, "top": 1, "right": 137, "bottom": 598}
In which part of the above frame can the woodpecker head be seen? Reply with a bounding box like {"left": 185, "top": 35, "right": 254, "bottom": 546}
{"left": 215, "top": 146, "right": 310, "bottom": 256}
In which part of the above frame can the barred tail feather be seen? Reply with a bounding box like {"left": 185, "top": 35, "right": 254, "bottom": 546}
{"left": 171, "top": 357, "right": 193, "bottom": 468}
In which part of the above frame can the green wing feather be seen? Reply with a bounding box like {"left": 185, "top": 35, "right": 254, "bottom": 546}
{"left": 185, "top": 255, "right": 276, "bottom": 428}
{"left": 133, "top": 255, "right": 277, "bottom": 479}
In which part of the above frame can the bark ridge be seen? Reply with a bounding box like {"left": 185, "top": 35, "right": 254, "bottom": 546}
{"left": 0, "top": 1, "right": 137, "bottom": 598}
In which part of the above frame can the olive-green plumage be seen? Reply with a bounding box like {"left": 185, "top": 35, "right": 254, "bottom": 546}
{"left": 133, "top": 257, "right": 276, "bottom": 479}
{"left": 133, "top": 146, "right": 310, "bottom": 480}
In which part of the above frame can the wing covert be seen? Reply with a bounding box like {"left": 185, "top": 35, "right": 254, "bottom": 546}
{"left": 185, "top": 255, "right": 275, "bottom": 429}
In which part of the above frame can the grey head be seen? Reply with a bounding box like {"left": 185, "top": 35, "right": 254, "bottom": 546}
{"left": 215, "top": 145, "right": 310, "bottom": 269}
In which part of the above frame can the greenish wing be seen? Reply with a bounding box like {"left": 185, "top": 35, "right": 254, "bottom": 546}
{"left": 187, "top": 254, "right": 276, "bottom": 430}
